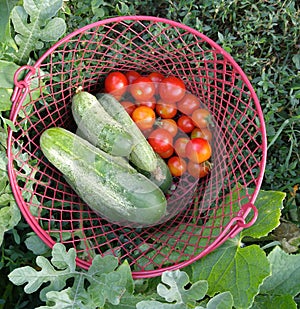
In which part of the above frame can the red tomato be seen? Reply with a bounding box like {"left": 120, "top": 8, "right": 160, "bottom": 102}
{"left": 185, "top": 138, "right": 212, "bottom": 163}
{"left": 131, "top": 106, "right": 156, "bottom": 131}
{"left": 120, "top": 101, "right": 136, "bottom": 116}
{"left": 155, "top": 100, "right": 177, "bottom": 119}
{"left": 104, "top": 71, "right": 128, "bottom": 98}
{"left": 187, "top": 161, "right": 211, "bottom": 178}
{"left": 159, "top": 76, "right": 186, "bottom": 103}
{"left": 148, "top": 72, "right": 165, "bottom": 94}
{"left": 130, "top": 76, "right": 156, "bottom": 101}
{"left": 157, "top": 147, "right": 174, "bottom": 159}
{"left": 160, "top": 118, "right": 178, "bottom": 137}
{"left": 125, "top": 70, "right": 141, "bottom": 84}
{"left": 177, "top": 93, "right": 201, "bottom": 115}
{"left": 177, "top": 115, "right": 195, "bottom": 133}
{"left": 148, "top": 128, "right": 173, "bottom": 153}
{"left": 136, "top": 96, "right": 156, "bottom": 109}
{"left": 168, "top": 156, "right": 187, "bottom": 177}
{"left": 191, "top": 108, "right": 212, "bottom": 128}
{"left": 190, "top": 127, "right": 213, "bottom": 142}
{"left": 173, "top": 137, "right": 190, "bottom": 158}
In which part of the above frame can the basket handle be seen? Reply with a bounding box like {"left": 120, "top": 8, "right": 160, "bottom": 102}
{"left": 207, "top": 202, "right": 258, "bottom": 253}
{"left": 11, "top": 65, "right": 36, "bottom": 107}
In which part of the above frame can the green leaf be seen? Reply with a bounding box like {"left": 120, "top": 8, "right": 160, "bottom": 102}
{"left": 36, "top": 288, "right": 79, "bottom": 309}
{"left": 259, "top": 246, "right": 300, "bottom": 297}
{"left": 0, "top": 201, "right": 21, "bottom": 246}
{"left": 50, "top": 241, "right": 77, "bottom": 271}
{"left": 157, "top": 270, "right": 208, "bottom": 305}
{"left": 9, "top": 255, "right": 72, "bottom": 297}
{"left": 0, "top": 88, "right": 13, "bottom": 112}
{"left": 39, "top": 17, "right": 66, "bottom": 42}
{"left": 0, "top": 0, "right": 19, "bottom": 43}
{"left": 137, "top": 270, "right": 208, "bottom": 308}
{"left": 196, "top": 291, "right": 234, "bottom": 309}
{"left": 25, "top": 234, "right": 51, "bottom": 255}
{"left": 250, "top": 294, "right": 297, "bottom": 309}
{"left": 11, "top": 0, "right": 66, "bottom": 64}
{"left": 24, "top": 0, "right": 63, "bottom": 22}
{"left": 205, "top": 291, "right": 233, "bottom": 309}
{"left": 192, "top": 239, "right": 270, "bottom": 309}
{"left": 0, "top": 60, "right": 20, "bottom": 88}
{"left": 241, "top": 190, "right": 285, "bottom": 239}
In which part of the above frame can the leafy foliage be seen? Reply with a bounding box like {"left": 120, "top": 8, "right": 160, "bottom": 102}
{"left": 10, "top": 0, "right": 66, "bottom": 64}
{"left": 9, "top": 243, "right": 134, "bottom": 308}
{"left": 260, "top": 246, "right": 300, "bottom": 297}
{"left": 8, "top": 243, "right": 233, "bottom": 309}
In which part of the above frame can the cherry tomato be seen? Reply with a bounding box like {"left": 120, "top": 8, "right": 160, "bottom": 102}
{"left": 185, "top": 138, "right": 212, "bottom": 163}
{"left": 173, "top": 137, "right": 190, "bottom": 158}
{"left": 177, "top": 93, "right": 201, "bottom": 115}
{"left": 160, "top": 118, "right": 178, "bottom": 137}
{"left": 148, "top": 72, "right": 165, "bottom": 94}
{"left": 131, "top": 106, "right": 156, "bottom": 131}
{"left": 159, "top": 76, "right": 186, "bottom": 103}
{"left": 177, "top": 115, "right": 195, "bottom": 133}
{"left": 136, "top": 96, "right": 156, "bottom": 109}
{"left": 191, "top": 108, "right": 212, "bottom": 128}
{"left": 187, "top": 161, "right": 211, "bottom": 178}
{"left": 168, "top": 156, "right": 187, "bottom": 177}
{"left": 130, "top": 76, "right": 156, "bottom": 101}
{"left": 155, "top": 100, "right": 177, "bottom": 119}
{"left": 120, "top": 101, "right": 136, "bottom": 116}
{"left": 190, "top": 127, "right": 213, "bottom": 142}
{"left": 104, "top": 71, "right": 128, "bottom": 98}
{"left": 157, "top": 147, "right": 174, "bottom": 159}
{"left": 125, "top": 70, "right": 141, "bottom": 84}
{"left": 148, "top": 128, "right": 173, "bottom": 153}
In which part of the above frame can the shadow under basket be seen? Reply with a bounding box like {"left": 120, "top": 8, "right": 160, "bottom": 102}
{"left": 7, "top": 16, "right": 267, "bottom": 279}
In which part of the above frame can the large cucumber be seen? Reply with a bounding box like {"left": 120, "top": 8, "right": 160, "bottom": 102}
{"left": 40, "top": 127, "right": 167, "bottom": 227}
{"left": 72, "top": 91, "right": 133, "bottom": 157}
{"left": 96, "top": 93, "right": 158, "bottom": 172}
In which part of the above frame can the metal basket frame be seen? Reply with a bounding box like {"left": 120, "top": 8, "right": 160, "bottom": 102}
{"left": 7, "top": 16, "right": 267, "bottom": 278}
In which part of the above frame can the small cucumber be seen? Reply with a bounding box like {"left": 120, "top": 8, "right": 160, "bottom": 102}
{"left": 72, "top": 91, "right": 133, "bottom": 157}
{"left": 96, "top": 93, "right": 158, "bottom": 172}
{"left": 40, "top": 127, "right": 167, "bottom": 227}
{"left": 132, "top": 154, "right": 172, "bottom": 193}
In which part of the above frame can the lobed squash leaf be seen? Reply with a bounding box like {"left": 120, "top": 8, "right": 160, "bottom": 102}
{"left": 10, "top": 0, "right": 66, "bottom": 65}
{"left": 259, "top": 246, "right": 300, "bottom": 297}
{"left": 8, "top": 243, "right": 134, "bottom": 308}
{"left": 136, "top": 270, "right": 234, "bottom": 308}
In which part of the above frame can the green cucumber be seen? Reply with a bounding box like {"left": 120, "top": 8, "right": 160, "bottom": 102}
{"left": 40, "top": 127, "right": 167, "bottom": 227}
{"left": 72, "top": 91, "right": 133, "bottom": 157}
{"left": 96, "top": 93, "right": 158, "bottom": 172}
{"left": 132, "top": 154, "right": 172, "bottom": 193}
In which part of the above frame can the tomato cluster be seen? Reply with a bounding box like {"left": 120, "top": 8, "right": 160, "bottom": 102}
{"left": 104, "top": 71, "right": 213, "bottom": 179}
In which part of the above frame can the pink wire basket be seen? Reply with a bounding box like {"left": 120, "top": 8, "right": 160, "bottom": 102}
{"left": 7, "top": 16, "right": 267, "bottom": 278}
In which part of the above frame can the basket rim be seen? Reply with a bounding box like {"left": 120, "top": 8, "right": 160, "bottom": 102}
{"left": 7, "top": 15, "right": 268, "bottom": 278}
